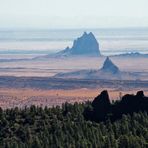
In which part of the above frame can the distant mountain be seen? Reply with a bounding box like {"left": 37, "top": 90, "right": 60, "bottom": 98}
{"left": 112, "top": 52, "right": 148, "bottom": 57}
{"left": 54, "top": 57, "right": 139, "bottom": 80}
{"left": 36, "top": 32, "right": 101, "bottom": 59}
{"left": 58, "top": 32, "right": 101, "bottom": 56}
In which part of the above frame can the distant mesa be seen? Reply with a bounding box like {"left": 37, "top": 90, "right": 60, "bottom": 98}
{"left": 101, "top": 57, "right": 120, "bottom": 74}
{"left": 113, "top": 52, "right": 148, "bottom": 57}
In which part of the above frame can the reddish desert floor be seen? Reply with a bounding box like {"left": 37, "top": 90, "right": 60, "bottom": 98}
{"left": 0, "top": 88, "right": 148, "bottom": 109}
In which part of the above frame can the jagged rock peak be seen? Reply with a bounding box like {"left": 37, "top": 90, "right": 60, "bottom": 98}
{"left": 101, "top": 57, "right": 120, "bottom": 73}
{"left": 59, "top": 32, "right": 101, "bottom": 56}
{"left": 83, "top": 31, "right": 87, "bottom": 36}
{"left": 136, "top": 91, "right": 144, "bottom": 97}
{"left": 82, "top": 31, "right": 94, "bottom": 37}
{"left": 92, "top": 90, "right": 110, "bottom": 109}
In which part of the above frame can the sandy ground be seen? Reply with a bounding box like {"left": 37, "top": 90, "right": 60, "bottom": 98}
{"left": 0, "top": 88, "right": 148, "bottom": 109}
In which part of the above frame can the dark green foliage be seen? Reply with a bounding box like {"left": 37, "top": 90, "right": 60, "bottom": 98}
{"left": 0, "top": 91, "right": 148, "bottom": 147}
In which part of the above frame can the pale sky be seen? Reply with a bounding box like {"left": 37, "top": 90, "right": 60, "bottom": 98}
{"left": 0, "top": 0, "right": 148, "bottom": 29}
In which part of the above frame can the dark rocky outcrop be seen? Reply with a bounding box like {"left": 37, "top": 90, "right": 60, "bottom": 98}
{"left": 92, "top": 90, "right": 111, "bottom": 121}
{"left": 83, "top": 90, "right": 148, "bottom": 122}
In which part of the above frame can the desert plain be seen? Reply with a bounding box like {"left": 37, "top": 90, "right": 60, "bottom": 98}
{"left": 0, "top": 56, "right": 147, "bottom": 109}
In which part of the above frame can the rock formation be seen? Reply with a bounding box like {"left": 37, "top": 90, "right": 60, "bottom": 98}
{"left": 101, "top": 57, "right": 120, "bottom": 74}
{"left": 58, "top": 32, "right": 101, "bottom": 56}
{"left": 83, "top": 90, "right": 148, "bottom": 122}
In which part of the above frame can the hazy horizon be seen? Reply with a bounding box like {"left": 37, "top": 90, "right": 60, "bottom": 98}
{"left": 0, "top": 0, "right": 148, "bottom": 29}
{"left": 0, "top": 28, "right": 148, "bottom": 58}
{"left": 1, "top": 27, "right": 148, "bottom": 31}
